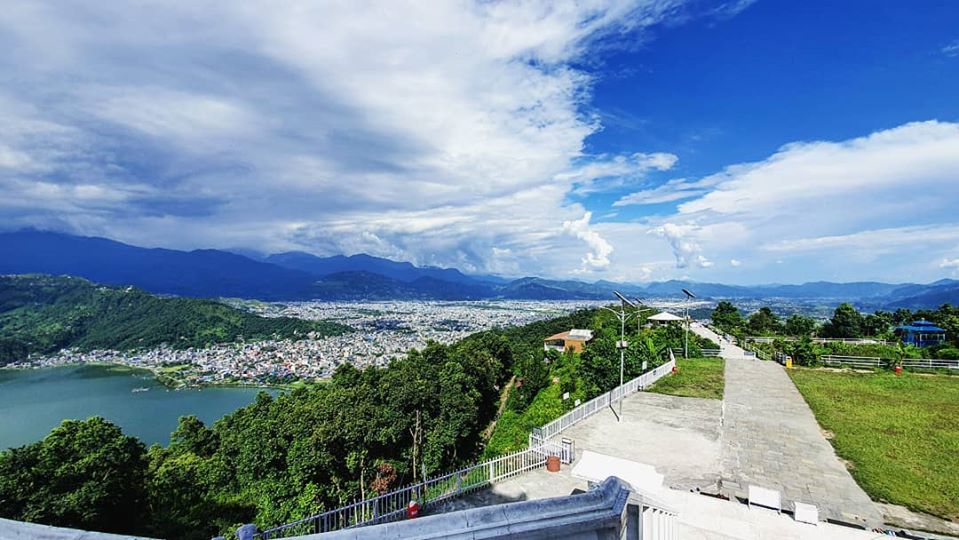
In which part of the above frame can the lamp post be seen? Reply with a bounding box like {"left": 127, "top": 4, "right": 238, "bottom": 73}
{"left": 633, "top": 298, "right": 654, "bottom": 334}
{"left": 682, "top": 288, "right": 696, "bottom": 358}
{"left": 603, "top": 291, "right": 636, "bottom": 422}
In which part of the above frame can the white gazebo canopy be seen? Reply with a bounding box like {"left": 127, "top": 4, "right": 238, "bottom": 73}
{"left": 647, "top": 311, "right": 684, "bottom": 322}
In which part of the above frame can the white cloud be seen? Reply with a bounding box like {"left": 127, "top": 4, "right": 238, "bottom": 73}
{"left": 763, "top": 224, "right": 959, "bottom": 253}
{"left": 650, "top": 222, "right": 713, "bottom": 268}
{"left": 729, "top": 259, "right": 741, "bottom": 267}
{"left": 0, "top": 0, "right": 699, "bottom": 277}
{"left": 644, "top": 121, "right": 959, "bottom": 282}
{"left": 941, "top": 258, "right": 959, "bottom": 275}
{"left": 613, "top": 176, "right": 717, "bottom": 206}
{"left": 943, "top": 40, "right": 959, "bottom": 58}
{"left": 562, "top": 152, "right": 678, "bottom": 195}
{"left": 563, "top": 211, "right": 614, "bottom": 271}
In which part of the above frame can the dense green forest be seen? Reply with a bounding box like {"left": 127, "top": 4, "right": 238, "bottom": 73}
{"left": 0, "top": 275, "right": 351, "bottom": 365}
{"left": 0, "top": 308, "right": 600, "bottom": 538}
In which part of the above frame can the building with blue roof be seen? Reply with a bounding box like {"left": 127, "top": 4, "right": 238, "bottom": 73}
{"left": 895, "top": 319, "right": 946, "bottom": 348}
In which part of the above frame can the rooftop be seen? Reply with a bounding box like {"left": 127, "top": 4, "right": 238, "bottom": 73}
{"left": 648, "top": 311, "right": 684, "bottom": 322}
{"left": 896, "top": 319, "right": 946, "bottom": 332}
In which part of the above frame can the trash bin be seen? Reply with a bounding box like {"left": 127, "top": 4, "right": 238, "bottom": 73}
{"left": 546, "top": 455, "right": 561, "bottom": 472}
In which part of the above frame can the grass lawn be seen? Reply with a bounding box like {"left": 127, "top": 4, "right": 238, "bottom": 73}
{"left": 647, "top": 358, "right": 724, "bottom": 400}
{"left": 789, "top": 368, "right": 959, "bottom": 519}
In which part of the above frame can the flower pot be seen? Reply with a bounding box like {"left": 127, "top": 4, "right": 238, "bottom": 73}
{"left": 546, "top": 455, "right": 561, "bottom": 472}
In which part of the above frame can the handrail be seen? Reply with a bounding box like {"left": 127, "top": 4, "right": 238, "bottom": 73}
{"left": 259, "top": 442, "right": 570, "bottom": 539}
{"left": 530, "top": 352, "right": 676, "bottom": 444}
{"left": 746, "top": 336, "right": 894, "bottom": 345}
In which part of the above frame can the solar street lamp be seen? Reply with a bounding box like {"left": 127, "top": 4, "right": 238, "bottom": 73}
{"left": 602, "top": 291, "right": 636, "bottom": 422}
{"left": 633, "top": 298, "right": 655, "bottom": 333}
{"left": 682, "top": 288, "right": 696, "bottom": 358}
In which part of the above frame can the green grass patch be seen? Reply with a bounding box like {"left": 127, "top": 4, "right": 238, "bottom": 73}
{"left": 789, "top": 368, "right": 959, "bottom": 519}
{"left": 483, "top": 381, "right": 585, "bottom": 458}
{"left": 647, "top": 358, "right": 724, "bottom": 400}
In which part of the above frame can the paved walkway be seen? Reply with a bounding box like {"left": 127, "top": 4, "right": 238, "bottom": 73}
{"left": 692, "top": 325, "right": 884, "bottom": 528}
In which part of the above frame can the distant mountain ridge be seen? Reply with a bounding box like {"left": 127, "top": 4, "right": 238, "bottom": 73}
{"left": 1, "top": 230, "right": 957, "bottom": 306}
{"left": 265, "top": 251, "right": 486, "bottom": 286}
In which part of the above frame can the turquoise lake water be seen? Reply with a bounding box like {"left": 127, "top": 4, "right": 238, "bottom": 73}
{"left": 0, "top": 365, "right": 276, "bottom": 450}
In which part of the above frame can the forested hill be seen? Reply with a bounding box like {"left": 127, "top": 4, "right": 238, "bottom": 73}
{"left": 0, "top": 306, "right": 599, "bottom": 539}
{"left": 0, "top": 274, "right": 351, "bottom": 365}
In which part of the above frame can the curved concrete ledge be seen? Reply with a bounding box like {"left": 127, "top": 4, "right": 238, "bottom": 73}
{"left": 294, "top": 477, "right": 635, "bottom": 540}
{"left": 0, "top": 518, "right": 158, "bottom": 540}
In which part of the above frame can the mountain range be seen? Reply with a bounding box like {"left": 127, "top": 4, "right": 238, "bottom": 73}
{"left": 1, "top": 230, "right": 957, "bottom": 307}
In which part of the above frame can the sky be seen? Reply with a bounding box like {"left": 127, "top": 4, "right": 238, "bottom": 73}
{"left": 1, "top": 0, "right": 958, "bottom": 284}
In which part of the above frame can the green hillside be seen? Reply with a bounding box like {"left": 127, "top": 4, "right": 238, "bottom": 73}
{"left": 0, "top": 274, "right": 351, "bottom": 365}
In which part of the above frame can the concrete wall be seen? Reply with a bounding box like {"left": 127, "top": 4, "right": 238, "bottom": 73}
{"left": 286, "top": 477, "right": 639, "bottom": 540}
{"left": 0, "top": 518, "right": 158, "bottom": 540}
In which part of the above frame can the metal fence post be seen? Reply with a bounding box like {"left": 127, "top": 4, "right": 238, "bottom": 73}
{"left": 561, "top": 438, "right": 574, "bottom": 464}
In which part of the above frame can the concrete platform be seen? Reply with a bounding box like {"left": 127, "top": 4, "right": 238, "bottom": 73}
{"left": 560, "top": 392, "right": 724, "bottom": 492}
{"left": 446, "top": 462, "right": 881, "bottom": 539}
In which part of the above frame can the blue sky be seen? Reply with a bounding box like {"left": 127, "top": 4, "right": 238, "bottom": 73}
{"left": 1, "top": 1, "right": 958, "bottom": 284}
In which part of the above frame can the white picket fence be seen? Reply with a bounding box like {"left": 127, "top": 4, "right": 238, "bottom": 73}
{"left": 530, "top": 351, "right": 676, "bottom": 444}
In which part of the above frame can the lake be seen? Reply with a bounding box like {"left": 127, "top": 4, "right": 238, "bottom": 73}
{"left": 0, "top": 365, "right": 277, "bottom": 450}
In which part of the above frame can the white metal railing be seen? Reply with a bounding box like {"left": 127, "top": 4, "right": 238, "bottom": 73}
{"left": 747, "top": 336, "right": 894, "bottom": 345}
{"left": 901, "top": 358, "right": 959, "bottom": 370}
{"left": 701, "top": 349, "right": 721, "bottom": 357}
{"left": 643, "top": 505, "right": 677, "bottom": 540}
{"left": 821, "top": 355, "right": 959, "bottom": 370}
{"left": 821, "top": 355, "right": 883, "bottom": 369}
{"left": 260, "top": 442, "right": 569, "bottom": 539}
{"left": 530, "top": 352, "right": 676, "bottom": 444}
{"left": 741, "top": 341, "right": 771, "bottom": 360}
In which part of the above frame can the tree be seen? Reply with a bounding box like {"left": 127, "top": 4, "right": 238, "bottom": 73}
{"left": 823, "top": 303, "right": 865, "bottom": 338}
{"left": 169, "top": 415, "right": 218, "bottom": 457}
{"left": 510, "top": 352, "right": 549, "bottom": 412}
{"left": 782, "top": 336, "right": 819, "bottom": 366}
{"left": 631, "top": 336, "right": 666, "bottom": 375}
{"left": 747, "top": 307, "right": 781, "bottom": 335}
{"left": 892, "top": 308, "right": 913, "bottom": 326}
{"left": 863, "top": 310, "right": 893, "bottom": 337}
{"left": 784, "top": 314, "right": 816, "bottom": 336}
{"left": 0, "top": 417, "right": 149, "bottom": 535}
{"left": 711, "top": 301, "right": 745, "bottom": 334}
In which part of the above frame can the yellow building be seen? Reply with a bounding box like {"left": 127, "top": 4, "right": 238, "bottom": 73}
{"left": 544, "top": 328, "right": 594, "bottom": 353}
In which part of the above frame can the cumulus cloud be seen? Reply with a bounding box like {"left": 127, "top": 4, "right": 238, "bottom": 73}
{"left": 563, "top": 211, "right": 614, "bottom": 271}
{"left": 644, "top": 121, "right": 959, "bottom": 282}
{"left": 729, "top": 259, "right": 741, "bottom": 267}
{"left": 650, "top": 223, "right": 713, "bottom": 268}
{"left": 941, "top": 258, "right": 959, "bottom": 275}
{"left": 0, "top": 0, "right": 701, "bottom": 277}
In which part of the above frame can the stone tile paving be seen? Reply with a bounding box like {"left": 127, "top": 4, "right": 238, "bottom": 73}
{"left": 718, "top": 355, "right": 884, "bottom": 529}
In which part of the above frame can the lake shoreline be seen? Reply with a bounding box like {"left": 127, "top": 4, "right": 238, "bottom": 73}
{"left": 0, "top": 365, "right": 280, "bottom": 449}
{"left": 0, "top": 361, "right": 300, "bottom": 391}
